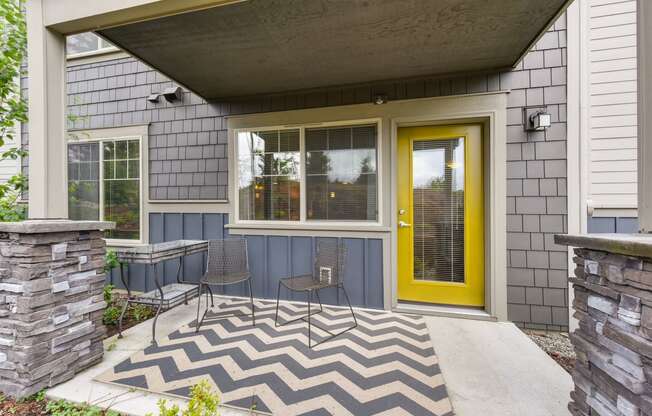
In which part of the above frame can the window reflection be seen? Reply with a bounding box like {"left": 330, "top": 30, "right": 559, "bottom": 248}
{"left": 412, "top": 138, "right": 465, "bottom": 283}
{"left": 66, "top": 33, "right": 114, "bottom": 56}
{"left": 67, "top": 139, "right": 141, "bottom": 240}
{"left": 238, "top": 129, "right": 300, "bottom": 221}
{"left": 103, "top": 139, "right": 140, "bottom": 240}
{"left": 306, "top": 125, "right": 377, "bottom": 221}
{"left": 68, "top": 143, "right": 100, "bottom": 221}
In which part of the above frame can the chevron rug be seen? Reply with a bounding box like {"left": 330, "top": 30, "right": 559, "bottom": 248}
{"left": 96, "top": 298, "right": 453, "bottom": 416}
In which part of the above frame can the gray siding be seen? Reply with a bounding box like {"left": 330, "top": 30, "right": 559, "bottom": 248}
{"left": 108, "top": 213, "right": 384, "bottom": 308}
{"left": 504, "top": 17, "right": 569, "bottom": 331}
{"left": 22, "top": 16, "right": 569, "bottom": 329}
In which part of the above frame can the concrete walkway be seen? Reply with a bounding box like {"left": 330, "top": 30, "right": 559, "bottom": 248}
{"left": 47, "top": 298, "right": 572, "bottom": 416}
{"left": 425, "top": 316, "right": 573, "bottom": 416}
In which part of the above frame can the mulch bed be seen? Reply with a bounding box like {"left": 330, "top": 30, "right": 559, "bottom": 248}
{"left": 0, "top": 396, "right": 47, "bottom": 416}
{"left": 104, "top": 294, "right": 157, "bottom": 339}
{"left": 105, "top": 313, "right": 148, "bottom": 339}
{"left": 524, "top": 330, "right": 576, "bottom": 374}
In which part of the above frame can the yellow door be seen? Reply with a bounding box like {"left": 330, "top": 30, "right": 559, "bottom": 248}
{"left": 397, "top": 125, "right": 484, "bottom": 307}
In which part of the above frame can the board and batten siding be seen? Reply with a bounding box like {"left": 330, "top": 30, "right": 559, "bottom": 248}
{"left": 588, "top": 0, "right": 638, "bottom": 212}
{"left": 107, "top": 213, "right": 384, "bottom": 309}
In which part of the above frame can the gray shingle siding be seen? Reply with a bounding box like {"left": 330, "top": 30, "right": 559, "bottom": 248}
{"left": 65, "top": 58, "right": 229, "bottom": 200}
{"left": 504, "top": 16, "right": 569, "bottom": 331}
{"left": 20, "top": 15, "right": 569, "bottom": 329}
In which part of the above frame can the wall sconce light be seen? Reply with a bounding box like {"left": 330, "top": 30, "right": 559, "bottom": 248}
{"left": 529, "top": 111, "right": 551, "bottom": 131}
{"left": 524, "top": 107, "right": 551, "bottom": 131}
{"left": 373, "top": 94, "right": 388, "bottom": 105}
{"left": 146, "top": 86, "right": 184, "bottom": 103}
{"left": 162, "top": 86, "right": 183, "bottom": 102}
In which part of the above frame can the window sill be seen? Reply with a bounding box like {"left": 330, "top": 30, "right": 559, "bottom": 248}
{"left": 67, "top": 47, "right": 120, "bottom": 60}
{"left": 66, "top": 49, "right": 129, "bottom": 66}
{"left": 226, "top": 222, "right": 391, "bottom": 233}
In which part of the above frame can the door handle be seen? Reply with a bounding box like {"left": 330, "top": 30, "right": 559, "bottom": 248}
{"left": 398, "top": 221, "right": 412, "bottom": 228}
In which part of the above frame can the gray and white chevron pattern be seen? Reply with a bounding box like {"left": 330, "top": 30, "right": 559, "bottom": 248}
{"left": 97, "top": 298, "right": 453, "bottom": 416}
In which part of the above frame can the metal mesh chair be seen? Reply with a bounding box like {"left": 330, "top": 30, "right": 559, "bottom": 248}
{"left": 274, "top": 239, "right": 357, "bottom": 348}
{"left": 195, "top": 238, "right": 255, "bottom": 332}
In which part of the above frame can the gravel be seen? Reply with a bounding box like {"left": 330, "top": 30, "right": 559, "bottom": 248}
{"left": 524, "top": 330, "right": 576, "bottom": 374}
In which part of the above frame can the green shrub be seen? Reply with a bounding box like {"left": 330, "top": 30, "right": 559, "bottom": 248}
{"left": 130, "top": 303, "right": 153, "bottom": 322}
{"left": 45, "top": 399, "right": 120, "bottom": 416}
{"left": 148, "top": 380, "right": 220, "bottom": 416}
{"left": 104, "top": 250, "right": 121, "bottom": 273}
{"left": 102, "top": 306, "right": 121, "bottom": 326}
{"left": 103, "top": 284, "right": 115, "bottom": 305}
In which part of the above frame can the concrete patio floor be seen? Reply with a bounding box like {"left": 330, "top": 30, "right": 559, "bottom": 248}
{"left": 47, "top": 297, "right": 572, "bottom": 416}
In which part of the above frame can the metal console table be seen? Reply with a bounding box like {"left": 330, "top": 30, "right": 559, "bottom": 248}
{"left": 112, "top": 240, "right": 209, "bottom": 344}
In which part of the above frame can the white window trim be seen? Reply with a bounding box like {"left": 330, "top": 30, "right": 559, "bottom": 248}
{"left": 233, "top": 118, "right": 384, "bottom": 227}
{"left": 66, "top": 32, "right": 118, "bottom": 59}
{"left": 67, "top": 134, "right": 146, "bottom": 245}
{"left": 67, "top": 45, "right": 120, "bottom": 60}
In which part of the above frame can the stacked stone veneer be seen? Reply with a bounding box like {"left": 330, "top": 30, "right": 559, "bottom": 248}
{"left": 0, "top": 221, "right": 112, "bottom": 398}
{"left": 569, "top": 246, "right": 652, "bottom": 416}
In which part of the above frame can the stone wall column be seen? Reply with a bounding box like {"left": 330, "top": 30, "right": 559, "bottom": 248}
{"left": 557, "top": 233, "right": 652, "bottom": 416}
{"left": 0, "top": 220, "right": 114, "bottom": 398}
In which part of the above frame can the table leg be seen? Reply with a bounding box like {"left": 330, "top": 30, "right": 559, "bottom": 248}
{"left": 117, "top": 298, "right": 129, "bottom": 339}
{"left": 118, "top": 262, "right": 131, "bottom": 299}
{"left": 117, "top": 263, "right": 130, "bottom": 339}
{"left": 152, "top": 263, "right": 164, "bottom": 344}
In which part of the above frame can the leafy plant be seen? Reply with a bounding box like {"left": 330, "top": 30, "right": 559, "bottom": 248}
{"left": 104, "top": 250, "right": 121, "bottom": 273}
{"left": 148, "top": 380, "right": 220, "bottom": 416}
{"left": 106, "top": 339, "right": 117, "bottom": 352}
{"left": 102, "top": 305, "right": 121, "bottom": 326}
{"left": 32, "top": 390, "right": 45, "bottom": 402}
{"left": 0, "top": 0, "right": 29, "bottom": 222}
{"left": 45, "top": 399, "right": 120, "bottom": 416}
{"left": 103, "top": 284, "right": 115, "bottom": 305}
{"left": 130, "top": 303, "right": 153, "bottom": 322}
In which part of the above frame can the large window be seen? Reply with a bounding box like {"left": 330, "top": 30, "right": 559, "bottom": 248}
{"left": 238, "top": 129, "right": 300, "bottom": 221}
{"left": 237, "top": 122, "right": 379, "bottom": 223}
{"left": 306, "top": 125, "right": 377, "bottom": 221}
{"left": 66, "top": 33, "right": 115, "bottom": 56}
{"left": 68, "top": 137, "right": 142, "bottom": 241}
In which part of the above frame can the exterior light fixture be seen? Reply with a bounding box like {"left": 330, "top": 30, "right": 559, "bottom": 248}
{"left": 523, "top": 107, "right": 552, "bottom": 131}
{"left": 373, "top": 94, "right": 388, "bottom": 105}
{"left": 162, "top": 86, "right": 183, "bottom": 102}
{"left": 146, "top": 86, "right": 184, "bottom": 104}
{"left": 529, "top": 111, "right": 551, "bottom": 131}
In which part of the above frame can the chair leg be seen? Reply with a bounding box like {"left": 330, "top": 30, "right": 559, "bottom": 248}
{"left": 315, "top": 289, "right": 324, "bottom": 313}
{"left": 248, "top": 279, "right": 255, "bottom": 327}
{"left": 340, "top": 284, "right": 358, "bottom": 328}
{"left": 307, "top": 290, "right": 312, "bottom": 348}
{"left": 195, "top": 282, "right": 203, "bottom": 333}
{"left": 206, "top": 285, "right": 214, "bottom": 307}
{"left": 274, "top": 281, "right": 282, "bottom": 327}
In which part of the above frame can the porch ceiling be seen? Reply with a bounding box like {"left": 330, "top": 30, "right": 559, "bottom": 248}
{"left": 97, "top": 0, "right": 569, "bottom": 100}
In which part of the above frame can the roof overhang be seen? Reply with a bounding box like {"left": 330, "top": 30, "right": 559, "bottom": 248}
{"left": 94, "top": 0, "right": 570, "bottom": 100}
